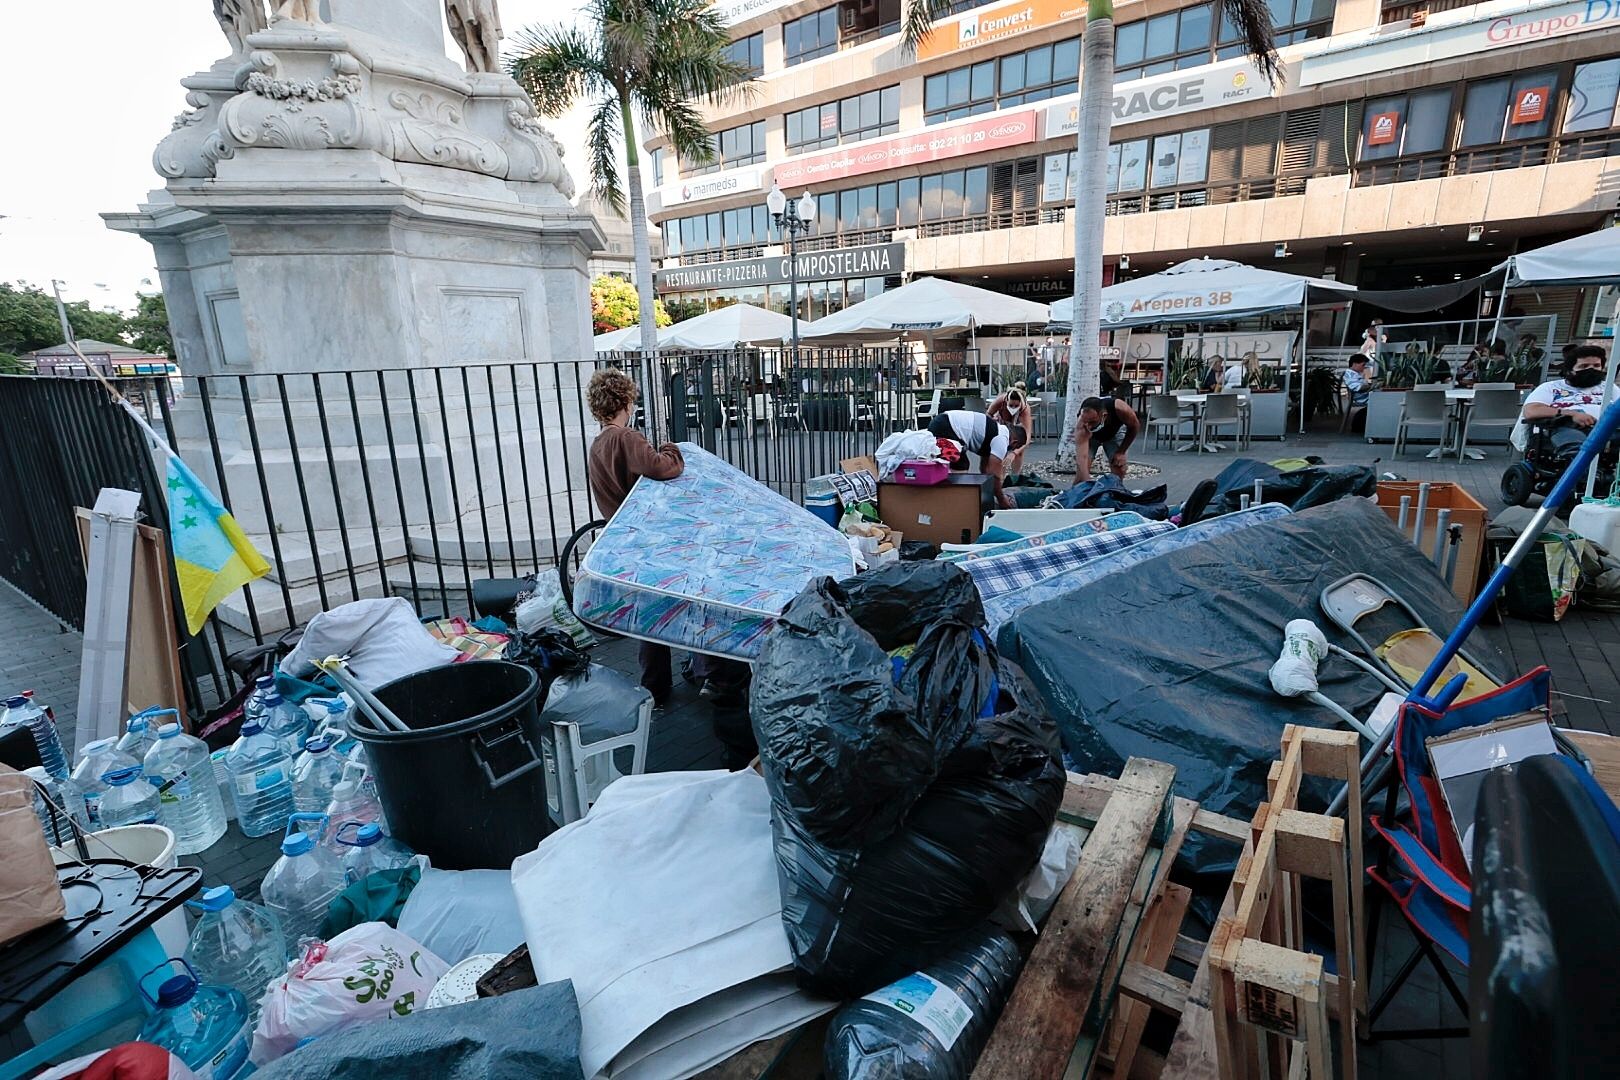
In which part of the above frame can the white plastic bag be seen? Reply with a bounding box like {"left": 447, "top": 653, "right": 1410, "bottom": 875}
{"left": 1268, "top": 618, "right": 1328, "bottom": 698}
{"left": 281, "top": 598, "right": 460, "bottom": 688}
{"left": 250, "top": 922, "right": 448, "bottom": 1066}
{"left": 514, "top": 573, "right": 597, "bottom": 647}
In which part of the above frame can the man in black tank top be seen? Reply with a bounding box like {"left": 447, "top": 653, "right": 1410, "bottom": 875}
{"left": 1074, "top": 395, "right": 1141, "bottom": 485}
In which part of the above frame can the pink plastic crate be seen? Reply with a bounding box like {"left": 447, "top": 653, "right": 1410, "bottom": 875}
{"left": 892, "top": 459, "right": 951, "bottom": 485}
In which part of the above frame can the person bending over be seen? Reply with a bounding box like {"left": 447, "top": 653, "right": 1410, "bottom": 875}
{"left": 586, "top": 369, "right": 685, "bottom": 705}
{"left": 926, "top": 408, "right": 1024, "bottom": 509}
{"left": 986, "top": 384, "right": 1034, "bottom": 474}
{"left": 1074, "top": 395, "right": 1140, "bottom": 484}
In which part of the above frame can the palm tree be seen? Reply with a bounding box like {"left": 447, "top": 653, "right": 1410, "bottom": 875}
{"left": 508, "top": 0, "right": 753, "bottom": 375}
{"left": 903, "top": 1, "right": 1278, "bottom": 471}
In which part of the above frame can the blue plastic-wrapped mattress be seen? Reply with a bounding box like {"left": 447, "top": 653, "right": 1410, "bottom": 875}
{"left": 572, "top": 444, "right": 856, "bottom": 660}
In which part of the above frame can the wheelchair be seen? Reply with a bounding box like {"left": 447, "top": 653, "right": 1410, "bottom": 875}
{"left": 1500, "top": 413, "right": 1618, "bottom": 508}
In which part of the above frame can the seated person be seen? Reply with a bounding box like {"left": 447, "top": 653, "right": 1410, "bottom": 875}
{"left": 1074, "top": 395, "right": 1141, "bottom": 484}
{"left": 1199, "top": 358, "right": 1225, "bottom": 393}
{"left": 1518, "top": 345, "right": 1611, "bottom": 449}
{"left": 926, "top": 409, "right": 1024, "bottom": 509}
{"left": 1224, "top": 352, "right": 1256, "bottom": 390}
{"left": 1343, "top": 354, "right": 1373, "bottom": 408}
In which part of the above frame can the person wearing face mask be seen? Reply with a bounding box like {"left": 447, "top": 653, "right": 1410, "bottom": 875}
{"left": 1073, "top": 395, "right": 1141, "bottom": 484}
{"left": 987, "top": 383, "right": 1034, "bottom": 474}
{"left": 1521, "top": 345, "right": 1612, "bottom": 437}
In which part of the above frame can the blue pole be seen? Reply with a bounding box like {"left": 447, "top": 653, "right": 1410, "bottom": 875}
{"left": 1409, "top": 402, "right": 1620, "bottom": 702}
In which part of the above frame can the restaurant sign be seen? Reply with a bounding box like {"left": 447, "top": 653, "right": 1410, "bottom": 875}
{"left": 656, "top": 243, "right": 906, "bottom": 292}
{"left": 774, "top": 111, "right": 1038, "bottom": 187}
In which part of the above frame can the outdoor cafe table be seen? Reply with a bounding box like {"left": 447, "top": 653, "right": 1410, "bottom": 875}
{"left": 1170, "top": 392, "right": 1234, "bottom": 453}
{"left": 1425, "top": 387, "right": 1477, "bottom": 460}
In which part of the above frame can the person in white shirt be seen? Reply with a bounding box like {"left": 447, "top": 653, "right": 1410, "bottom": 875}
{"left": 1518, "top": 345, "right": 1611, "bottom": 449}
{"left": 1221, "top": 354, "right": 1251, "bottom": 390}
{"left": 1360, "top": 320, "right": 1387, "bottom": 377}
{"left": 926, "top": 409, "right": 1023, "bottom": 508}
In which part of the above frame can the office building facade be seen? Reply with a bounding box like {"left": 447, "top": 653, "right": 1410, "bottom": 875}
{"left": 645, "top": 0, "right": 1620, "bottom": 341}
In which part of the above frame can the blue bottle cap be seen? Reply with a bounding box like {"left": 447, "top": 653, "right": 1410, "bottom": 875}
{"left": 281, "top": 831, "right": 315, "bottom": 857}
{"left": 5, "top": 695, "right": 28, "bottom": 708}
{"left": 103, "top": 767, "right": 142, "bottom": 786}
{"left": 155, "top": 973, "right": 198, "bottom": 1009}
{"left": 354, "top": 823, "right": 382, "bottom": 846}
{"left": 194, "top": 885, "right": 237, "bottom": 912}
{"left": 157, "top": 723, "right": 182, "bottom": 739}
{"left": 255, "top": 676, "right": 275, "bottom": 690}
{"left": 304, "top": 735, "right": 333, "bottom": 754}
{"left": 240, "top": 720, "right": 265, "bottom": 736}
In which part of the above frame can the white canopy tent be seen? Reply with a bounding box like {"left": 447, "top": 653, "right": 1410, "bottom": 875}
{"left": 1053, "top": 258, "right": 1357, "bottom": 430}
{"left": 658, "top": 303, "right": 796, "bottom": 349}
{"left": 1499, "top": 227, "right": 1620, "bottom": 288}
{"left": 594, "top": 326, "right": 638, "bottom": 352}
{"left": 801, "top": 276, "right": 1051, "bottom": 342}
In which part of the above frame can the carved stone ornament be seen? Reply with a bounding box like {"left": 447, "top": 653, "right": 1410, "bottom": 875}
{"left": 220, "top": 49, "right": 374, "bottom": 152}
{"left": 154, "top": 81, "right": 239, "bottom": 178}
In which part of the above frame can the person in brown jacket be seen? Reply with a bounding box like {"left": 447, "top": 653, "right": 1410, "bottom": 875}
{"left": 586, "top": 369, "right": 685, "bottom": 703}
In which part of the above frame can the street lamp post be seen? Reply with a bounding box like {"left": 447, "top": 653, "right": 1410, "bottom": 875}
{"left": 766, "top": 184, "right": 817, "bottom": 351}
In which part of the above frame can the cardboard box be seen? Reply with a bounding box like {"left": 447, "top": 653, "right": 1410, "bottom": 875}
{"left": 879, "top": 474, "right": 996, "bottom": 546}
{"left": 1376, "top": 481, "right": 1488, "bottom": 602}
{"left": 840, "top": 455, "right": 880, "bottom": 481}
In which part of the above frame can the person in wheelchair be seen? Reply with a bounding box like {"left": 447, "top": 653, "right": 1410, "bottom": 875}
{"left": 1502, "top": 345, "right": 1616, "bottom": 506}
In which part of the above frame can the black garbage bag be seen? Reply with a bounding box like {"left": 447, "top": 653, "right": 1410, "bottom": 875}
{"left": 1210, "top": 458, "right": 1377, "bottom": 515}
{"left": 770, "top": 664, "right": 1065, "bottom": 997}
{"left": 751, "top": 562, "right": 996, "bottom": 849}
{"left": 503, "top": 628, "right": 591, "bottom": 681}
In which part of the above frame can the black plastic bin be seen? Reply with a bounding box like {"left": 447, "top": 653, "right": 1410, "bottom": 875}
{"left": 352, "top": 660, "right": 552, "bottom": 870}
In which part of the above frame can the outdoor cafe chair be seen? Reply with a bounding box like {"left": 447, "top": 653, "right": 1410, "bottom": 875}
{"left": 1145, "top": 393, "right": 1193, "bottom": 450}
{"left": 1455, "top": 387, "right": 1522, "bottom": 459}
{"left": 1197, "top": 392, "right": 1242, "bottom": 452}
{"left": 1394, "top": 388, "right": 1450, "bottom": 458}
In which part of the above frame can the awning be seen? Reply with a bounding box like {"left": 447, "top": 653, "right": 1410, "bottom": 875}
{"left": 594, "top": 326, "right": 639, "bottom": 352}
{"left": 1499, "top": 227, "right": 1620, "bottom": 287}
{"left": 659, "top": 304, "right": 796, "bottom": 349}
{"left": 1052, "top": 257, "right": 1355, "bottom": 329}
{"left": 801, "top": 276, "right": 1051, "bottom": 342}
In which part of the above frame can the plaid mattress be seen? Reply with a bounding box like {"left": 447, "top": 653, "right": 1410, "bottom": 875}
{"left": 960, "top": 520, "right": 1177, "bottom": 600}
{"left": 939, "top": 511, "right": 1150, "bottom": 563}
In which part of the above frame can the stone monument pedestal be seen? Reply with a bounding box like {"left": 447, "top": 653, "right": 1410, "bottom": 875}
{"left": 105, "top": 4, "right": 605, "bottom": 633}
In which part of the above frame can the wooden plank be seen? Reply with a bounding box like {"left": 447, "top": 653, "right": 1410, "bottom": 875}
{"left": 1563, "top": 730, "right": 1620, "bottom": 807}
{"left": 1105, "top": 884, "right": 1194, "bottom": 1076}
{"left": 1063, "top": 771, "right": 1246, "bottom": 845}
{"left": 1172, "top": 934, "right": 1206, "bottom": 968}
{"left": 973, "top": 758, "right": 1175, "bottom": 1080}
{"left": 1118, "top": 960, "right": 1192, "bottom": 1016}
{"left": 1161, "top": 837, "right": 1252, "bottom": 1080}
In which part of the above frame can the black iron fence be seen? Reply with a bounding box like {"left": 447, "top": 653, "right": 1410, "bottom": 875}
{"left": 0, "top": 349, "right": 1015, "bottom": 715}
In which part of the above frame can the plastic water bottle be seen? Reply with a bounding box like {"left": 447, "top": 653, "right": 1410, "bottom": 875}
{"left": 224, "top": 720, "right": 295, "bottom": 839}
{"left": 98, "top": 766, "right": 161, "bottom": 829}
{"left": 117, "top": 706, "right": 174, "bottom": 764}
{"left": 2, "top": 694, "right": 69, "bottom": 779}
{"left": 137, "top": 958, "right": 252, "bottom": 1080}
{"left": 302, "top": 696, "right": 352, "bottom": 739}
{"left": 824, "top": 927, "right": 1026, "bottom": 1080}
{"left": 145, "top": 723, "right": 228, "bottom": 855}
{"left": 322, "top": 762, "right": 384, "bottom": 852}
{"left": 71, "top": 740, "right": 140, "bottom": 829}
{"left": 262, "top": 688, "right": 310, "bottom": 758}
{"left": 185, "top": 885, "right": 287, "bottom": 1020}
{"left": 259, "top": 813, "right": 345, "bottom": 952}
{"left": 210, "top": 749, "right": 236, "bottom": 822}
{"left": 335, "top": 822, "right": 414, "bottom": 885}
{"left": 22, "top": 766, "right": 87, "bottom": 846}
{"left": 291, "top": 734, "right": 344, "bottom": 814}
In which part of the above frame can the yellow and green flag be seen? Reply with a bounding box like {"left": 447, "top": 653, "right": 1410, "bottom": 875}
{"left": 120, "top": 400, "right": 271, "bottom": 635}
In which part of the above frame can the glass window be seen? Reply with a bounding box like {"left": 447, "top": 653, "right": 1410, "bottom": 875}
{"left": 840, "top": 189, "right": 859, "bottom": 230}
{"left": 1178, "top": 128, "right": 1210, "bottom": 185}
{"left": 926, "top": 38, "right": 1077, "bottom": 122}
{"left": 877, "top": 182, "right": 898, "bottom": 226}
{"left": 965, "top": 166, "right": 989, "bottom": 215}
{"left": 785, "top": 8, "right": 837, "bottom": 65}
{"left": 724, "top": 32, "right": 764, "bottom": 77}
{"left": 920, "top": 174, "right": 943, "bottom": 221}
{"left": 1106, "top": 143, "right": 1122, "bottom": 192}
{"left": 1118, "top": 138, "right": 1149, "bottom": 192}
{"left": 1506, "top": 70, "right": 1559, "bottom": 141}
{"left": 941, "top": 171, "right": 965, "bottom": 218}
{"left": 1000, "top": 52, "right": 1025, "bottom": 96}
{"left": 1460, "top": 78, "right": 1511, "bottom": 147}
{"left": 1177, "top": 5, "right": 1211, "bottom": 52}
{"left": 1405, "top": 88, "right": 1451, "bottom": 154}
{"left": 1567, "top": 58, "right": 1620, "bottom": 133}
{"left": 816, "top": 193, "right": 837, "bottom": 235}
{"left": 1144, "top": 13, "right": 1177, "bottom": 59}
{"left": 1026, "top": 45, "right": 1052, "bottom": 90}
{"left": 924, "top": 73, "right": 947, "bottom": 115}
{"left": 1359, "top": 93, "right": 1407, "bottom": 162}
{"left": 1149, "top": 132, "right": 1182, "bottom": 189}
{"left": 898, "top": 177, "right": 920, "bottom": 226}
{"left": 651, "top": 147, "right": 666, "bottom": 186}
{"left": 845, "top": 278, "right": 866, "bottom": 309}
{"left": 1054, "top": 38, "right": 1080, "bottom": 84}
{"left": 1116, "top": 20, "right": 1146, "bottom": 68}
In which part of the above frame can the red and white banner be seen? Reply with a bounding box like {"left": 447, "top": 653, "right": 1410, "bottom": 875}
{"left": 773, "top": 110, "right": 1039, "bottom": 187}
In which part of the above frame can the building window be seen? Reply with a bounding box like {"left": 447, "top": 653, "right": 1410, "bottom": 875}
{"left": 1357, "top": 88, "right": 1452, "bottom": 161}
{"left": 724, "top": 32, "right": 764, "bottom": 77}
{"left": 1566, "top": 59, "right": 1620, "bottom": 132}
{"left": 784, "top": 7, "right": 838, "bottom": 66}
{"left": 924, "top": 37, "right": 1080, "bottom": 123}
{"left": 786, "top": 87, "right": 899, "bottom": 151}
{"left": 1460, "top": 70, "right": 1560, "bottom": 147}
{"left": 683, "top": 120, "right": 767, "bottom": 176}
{"left": 666, "top": 205, "right": 770, "bottom": 255}
{"left": 651, "top": 147, "right": 667, "bottom": 187}
{"left": 1116, "top": 1, "right": 1331, "bottom": 81}
{"left": 838, "top": 0, "right": 902, "bottom": 47}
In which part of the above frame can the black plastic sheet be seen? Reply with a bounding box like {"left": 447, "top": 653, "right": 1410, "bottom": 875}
{"left": 999, "top": 499, "right": 1506, "bottom": 877}
{"left": 1207, "top": 458, "right": 1377, "bottom": 516}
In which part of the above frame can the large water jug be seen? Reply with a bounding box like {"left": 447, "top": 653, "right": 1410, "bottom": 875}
{"left": 2, "top": 693, "right": 69, "bottom": 779}
{"left": 70, "top": 739, "right": 140, "bottom": 829}
{"left": 225, "top": 719, "right": 295, "bottom": 838}
{"left": 259, "top": 813, "right": 346, "bottom": 953}
{"left": 302, "top": 695, "right": 352, "bottom": 739}
{"left": 145, "top": 722, "right": 228, "bottom": 855}
{"left": 291, "top": 733, "right": 344, "bottom": 814}
{"left": 262, "top": 688, "right": 310, "bottom": 758}
{"left": 824, "top": 926, "right": 1026, "bottom": 1080}
{"left": 137, "top": 958, "right": 253, "bottom": 1080}
{"left": 322, "top": 762, "right": 384, "bottom": 852}
{"left": 22, "top": 766, "right": 87, "bottom": 845}
{"left": 117, "top": 706, "right": 174, "bottom": 763}
{"left": 185, "top": 885, "right": 288, "bottom": 1020}
{"left": 335, "top": 822, "right": 414, "bottom": 885}
{"left": 98, "top": 766, "right": 161, "bottom": 829}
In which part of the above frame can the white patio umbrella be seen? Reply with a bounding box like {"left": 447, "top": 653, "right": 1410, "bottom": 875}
{"left": 659, "top": 303, "right": 796, "bottom": 349}
{"left": 800, "top": 276, "right": 1051, "bottom": 342}
{"left": 1053, "top": 258, "right": 1356, "bottom": 430}
{"left": 594, "top": 326, "right": 638, "bottom": 352}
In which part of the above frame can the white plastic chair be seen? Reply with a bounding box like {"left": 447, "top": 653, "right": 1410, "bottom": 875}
{"left": 1146, "top": 393, "right": 1193, "bottom": 450}
{"left": 749, "top": 393, "right": 771, "bottom": 435}
{"left": 545, "top": 694, "right": 653, "bottom": 825}
{"left": 1198, "top": 392, "right": 1242, "bottom": 452}
{"left": 1456, "top": 387, "right": 1522, "bottom": 458}
{"left": 1394, "top": 388, "right": 1450, "bottom": 457}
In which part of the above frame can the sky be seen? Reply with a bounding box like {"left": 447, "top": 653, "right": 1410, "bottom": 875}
{"left": 0, "top": 1, "right": 596, "bottom": 314}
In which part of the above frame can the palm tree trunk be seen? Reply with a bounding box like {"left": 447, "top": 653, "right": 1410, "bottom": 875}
{"left": 621, "top": 96, "right": 660, "bottom": 401}
{"left": 1055, "top": 5, "right": 1114, "bottom": 471}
